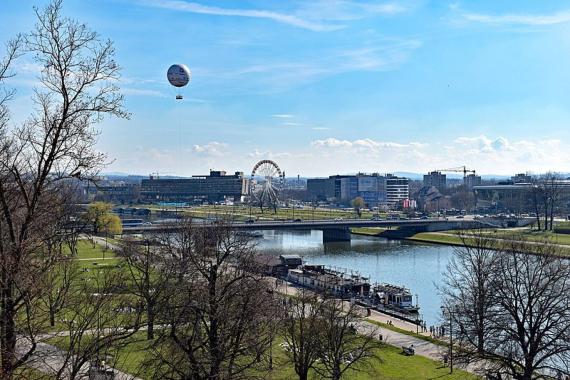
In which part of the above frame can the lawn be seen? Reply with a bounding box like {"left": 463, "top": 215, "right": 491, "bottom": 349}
{"left": 352, "top": 227, "right": 389, "bottom": 236}
{"left": 72, "top": 239, "right": 117, "bottom": 260}
{"left": 49, "top": 332, "right": 477, "bottom": 380}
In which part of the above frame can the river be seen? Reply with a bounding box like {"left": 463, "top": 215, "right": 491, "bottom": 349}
{"left": 256, "top": 230, "right": 457, "bottom": 326}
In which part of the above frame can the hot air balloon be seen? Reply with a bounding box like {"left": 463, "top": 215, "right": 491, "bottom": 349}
{"left": 167, "top": 64, "right": 191, "bottom": 100}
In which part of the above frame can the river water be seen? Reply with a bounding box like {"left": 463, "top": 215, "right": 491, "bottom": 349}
{"left": 256, "top": 230, "right": 457, "bottom": 326}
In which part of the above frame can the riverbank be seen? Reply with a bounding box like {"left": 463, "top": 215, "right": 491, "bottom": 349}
{"left": 351, "top": 227, "right": 570, "bottom": 256}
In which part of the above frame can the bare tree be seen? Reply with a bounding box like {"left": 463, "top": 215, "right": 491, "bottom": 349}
{"left": 485, "top": 239, "right": 570, "bottom": 379}
{"left": 530, "top": 173, "right": 564, "bottom": 231}
{"left": 142, "top": 221, "right": 276, "bottom": 380}
{"left": 0, "top": 0, "right": 127, "bottom": 376}
{"left": 54, "top": 266, "right": 141, "bottom": 380}
{"left": 440, "top": 231, "right": 500, "bottom": 360}
{"left": 444, "top": 235, "right": 570, "bottom": 379}
{"left": 542, "top": 173, "right": 563, "bottom": 231}
{"left": 119, "top": 236, "right": 171, "bottom": 340}
{"left": 281, "top": 289, "right": 325, "bottom": 380}
{"left": 39, "top": 255, "right": 80, "bottom": 328}
{"left": 315, "top": 298, "right": 380, "bottom": 380}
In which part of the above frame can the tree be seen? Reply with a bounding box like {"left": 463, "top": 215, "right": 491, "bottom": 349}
{"left": 440, "top": 230, "right": 500, "bottom": 360}
{"left": 142, "top": 220, "right": 277, "bottom": 379}
{"left": 530, "top": 173, "right": 565, "bottom": 231}
{"left": 99, "top": 213, "right": 122, "bottom": 236}
{"left": 443, "top": 235, "right": 570, "bottom": 379}
{"left": 39, "top": 255, "right": 81, "bottom": 327}
{"left": 119, "top": 236, "right": 170, "bottom": 340}
{"left": 85, "top": 202, "right": 114, "bottom": 235}
{"left": 0, "top": 0, "right": 127, "bottom": 376}
{"left": 351, "top": 197, "right": 365, "bottom": 218}
{"left": 485, "top": 239, "right": 570, "bottom": 379}
{"left": 55, "top": 266, "right": 141, "bottom": 379}
{"left": 281, "top": 289, "right": 325, "bottom": 380}
{"left": 315, "top": 298, "right": 380, "bottom": 380}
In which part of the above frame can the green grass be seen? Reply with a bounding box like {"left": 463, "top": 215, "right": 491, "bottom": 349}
{"left": 49, "top": 332, "right": 477, "bottom": 380}
{"left": 14, "top": 366, "right": 56, "bottom": 379}
{"left": 72, "top": 240, "right": 117, "bottom": 260}
{"left": 352, "top": 227, "right": 389, "bottom": 236}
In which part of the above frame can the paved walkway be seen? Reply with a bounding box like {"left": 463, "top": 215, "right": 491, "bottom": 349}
{"left": 275, "top": 280, "right": 487, "bottom": 374}
{"left": 17, "top": 335, "right": 140, "bottom": 379}
{"left": 274, "top": 281, "right": 444, "bottom": 361}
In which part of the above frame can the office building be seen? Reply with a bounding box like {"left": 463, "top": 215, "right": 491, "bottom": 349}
{"left": 464, "top": 174, "right": 482, "bottom": 190}
{"left": 511, "top": 173, "right": 532, "bottom": 184}
{"left": 386, "top": 174, "right": 409, "bottom": 207}
{"left": 140, "top": 170, "right": 249, "bottom": 203}
{"left": 423, "top": 171, "right": 446, "bottom": 191}
{"left": 306, "top": 173, "right": 388, "bottom": 207}
{"left": 306, "top": 178, "right": 335, "bottom": 200}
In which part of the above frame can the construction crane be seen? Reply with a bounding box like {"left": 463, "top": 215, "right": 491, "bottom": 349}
{"left": 437, "top": 166, "right": 476, "bottom": 178}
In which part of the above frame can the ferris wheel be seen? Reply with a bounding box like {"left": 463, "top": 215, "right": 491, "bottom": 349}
{"left": 250, "top": 160, "right": 284, "bottom": 213}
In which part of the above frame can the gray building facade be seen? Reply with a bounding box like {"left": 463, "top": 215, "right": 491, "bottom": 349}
{"left": 140, "top": 170, "right": 249, "bottom": 203}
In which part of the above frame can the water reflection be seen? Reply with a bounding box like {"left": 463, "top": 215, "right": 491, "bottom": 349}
{"left": 256, "top": 230, "right": 455, "bottom": 325}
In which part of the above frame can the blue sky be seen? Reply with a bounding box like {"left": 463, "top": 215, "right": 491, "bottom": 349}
{"left": 2, "top": 0, "right": 570, "bottom": 177}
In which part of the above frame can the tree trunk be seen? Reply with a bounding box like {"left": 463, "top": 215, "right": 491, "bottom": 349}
{"left": 208, "top": 266, "right": 220, "bottom": 379}
{"left": 1, "top": 284, "right": 16, "bottom": 378}
{"left": 147, "top": 300, "right": 154, "bottom": 340}
{"left": 50, "top": 306, "right": 56, "bottom": 327}
{"left": 549, "top": 200, "right": 555, "bottom": 231}
{"left": 533, "top": 194, "right": 541, "bottom": 230}
{"left": 332, "top": 364, "right": 341, "bottom": 380}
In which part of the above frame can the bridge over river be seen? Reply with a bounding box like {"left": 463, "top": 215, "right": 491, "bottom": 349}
{"left": 122, "top": 217, "right": 534, "bottom": 242}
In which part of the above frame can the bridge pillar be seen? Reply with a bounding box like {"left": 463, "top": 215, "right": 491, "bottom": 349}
{"left": 322, "top": 228, "right": 351, "bottom": 243}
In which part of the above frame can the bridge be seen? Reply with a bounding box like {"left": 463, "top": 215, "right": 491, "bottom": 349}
{"left": 122, "top": 217, "right": 534, "bottom": 242}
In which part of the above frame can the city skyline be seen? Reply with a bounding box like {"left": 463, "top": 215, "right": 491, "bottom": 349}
{"left": 3, "top": 0, "right": 570, "bottom": 176}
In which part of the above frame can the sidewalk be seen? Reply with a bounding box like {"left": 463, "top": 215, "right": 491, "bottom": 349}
{"left": 274, "top": 280, "right": 444, "bottom": 361}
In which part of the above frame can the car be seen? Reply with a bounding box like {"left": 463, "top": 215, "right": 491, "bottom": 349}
{"left": 293, "top": 218, "right": 302, "bottom": 222}
{"left": 420, "top": 216, "right": 429, "bottom": 220}
{"left": 334, "top": 217, "right": 343, "bottom": 221}
{"left": 244, "top": 219, "right": 255, "bottom": 224}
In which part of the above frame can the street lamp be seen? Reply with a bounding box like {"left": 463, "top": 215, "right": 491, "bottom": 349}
{"left": 440, "top": 305, "right": 453, "bottom": 373}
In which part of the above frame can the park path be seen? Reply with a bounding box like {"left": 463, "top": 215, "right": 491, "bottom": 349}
{"left": 274, "top": 280, "right": 489, "bottom": 375}
{"left": 17, "top": 335, "right": 140, "bottom": 379}
{"left": 90, "top": 235, "right": 121, "bottom": 251}
{"left": 274, "top": 281, "right": 444, "bottom": 361}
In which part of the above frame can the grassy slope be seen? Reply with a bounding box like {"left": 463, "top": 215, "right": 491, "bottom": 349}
{"left": 49, "top": 333, "right": 476, "bottom": 380}
{"left": 353, "top": 227, "right": 570, "bottom": 255}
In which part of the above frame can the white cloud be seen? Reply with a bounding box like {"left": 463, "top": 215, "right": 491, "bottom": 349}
{"left": 106, "top": 135, "right": 570, "bottom": 177}
{"left": 122, "top": 88, "right": 168, "bottom": 98}
{"left": 461, "top": 10, "right": 570, "bottom": 26}
{"left": 271, "top": 114, "right": 294, "bottom": 118}
{"left": 229, "top": 38, "right": 421, "bottom": 91}
{"left": 296, "top": 1, "right": 407, "bottom": 22}
{"left": 306, "top": 135, "right": 570, "bottom": 175}
{"left": 192, "top": 142, "right": 228, "bottom": 156}
{"left": 139, "top": 0, "right": 343, "bottom": 31}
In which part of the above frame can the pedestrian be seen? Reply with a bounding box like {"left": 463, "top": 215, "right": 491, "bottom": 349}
{"left": 379, "top": 333, "right": 383, "bottom": 341}
{"left": 443, "top": 354, "right": 448, "bottom": 366}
